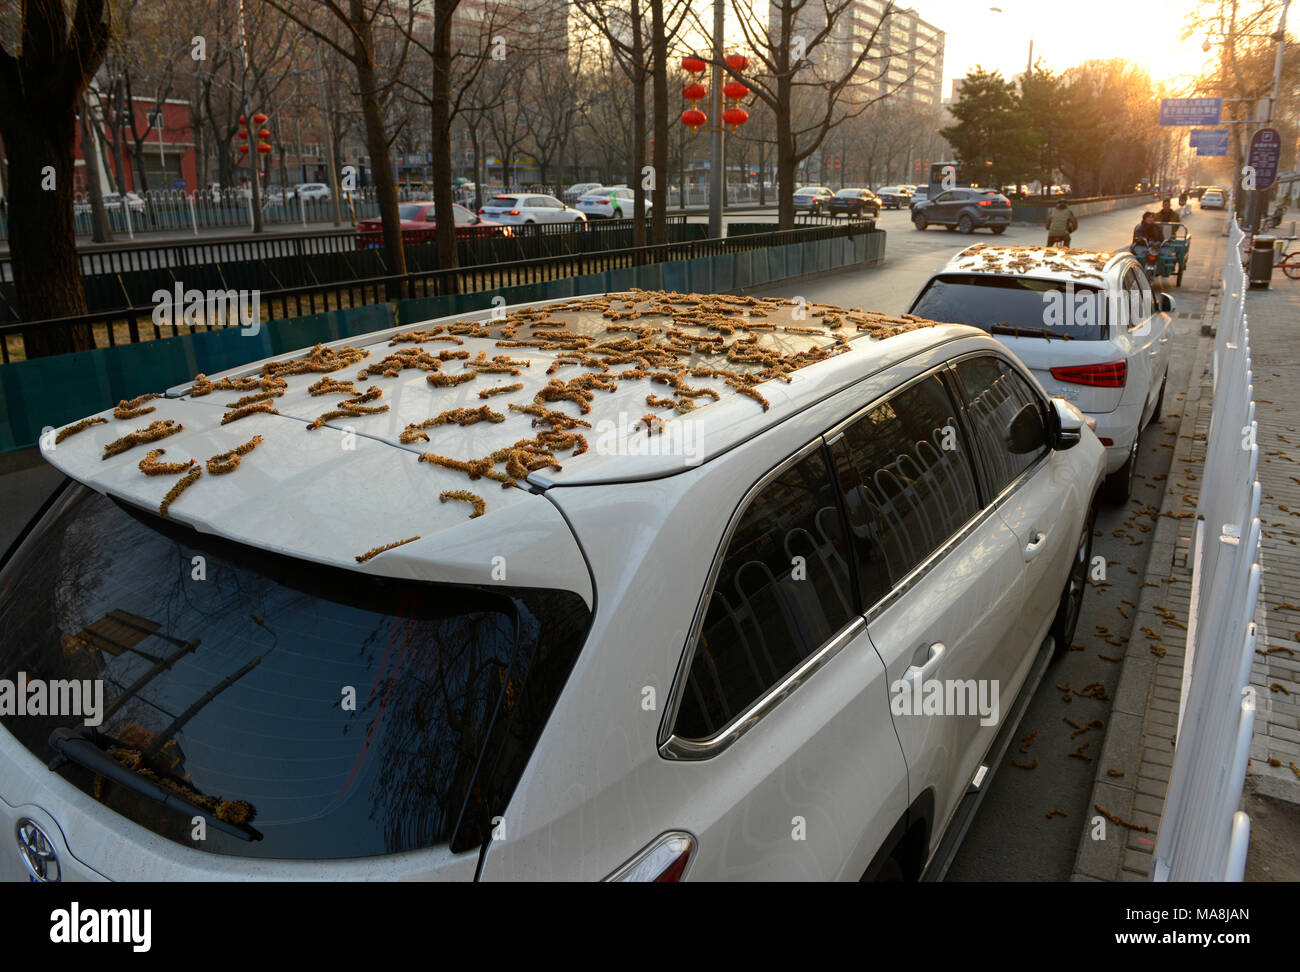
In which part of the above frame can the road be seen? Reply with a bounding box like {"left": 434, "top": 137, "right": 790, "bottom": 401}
{"left": 748, "top": 199, "right": 1228, "bottom": 880}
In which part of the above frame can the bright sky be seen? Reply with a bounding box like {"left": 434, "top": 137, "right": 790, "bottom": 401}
{"left": 911, "top": 0, "right": 1215, "bottom": 94}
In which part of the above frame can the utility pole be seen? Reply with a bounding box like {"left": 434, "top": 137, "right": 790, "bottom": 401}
{"left": 1250, "top": 0, "right": 1290, "bottom": 234}
{"left": 707, "top": 0, "right": 724, "bottom": 238}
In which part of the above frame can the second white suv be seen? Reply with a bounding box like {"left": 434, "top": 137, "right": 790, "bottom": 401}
{"left": 908, "top": 243, "right": 1174, "bottom": 502}
{"left": 3, "top": 293, "right": 1103, "bottom": 882}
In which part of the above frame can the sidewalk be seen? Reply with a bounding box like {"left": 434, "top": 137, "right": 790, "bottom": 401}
{"left": 1072, "top": 250, "right": 1300, "bottom": 882}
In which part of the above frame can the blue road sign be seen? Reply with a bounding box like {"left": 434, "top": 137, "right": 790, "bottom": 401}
{"left": 1248, "top": 128, "right": 1281, "bottom": 190}
{"left": 1192, "top": 128, "right": 1230, "bottom": 156}
{"left": 1160, "top": 97, "right": 1223, "bottom": 126}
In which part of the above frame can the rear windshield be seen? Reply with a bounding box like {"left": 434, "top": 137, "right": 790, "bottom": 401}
{"left": 0, "top": 484, "right": 591, "bottom": 860}
{"left": 397, "top": 204, "right": 426, "bottom": 219}
{"left": 488, "top": 196, "right": 521, "bottom": 206}
{"left": 908, "top": 273, "right": 1109, "bottom": 340}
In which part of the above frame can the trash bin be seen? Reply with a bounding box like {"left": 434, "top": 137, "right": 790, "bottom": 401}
{"left": 1249, "top": 234, "right": 1276, "bottom": 289}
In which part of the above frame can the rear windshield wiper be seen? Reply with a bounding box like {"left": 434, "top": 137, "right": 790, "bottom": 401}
{"left": 47, "top": 727, "right": 261, "bottom": 842}
{"left": 989, "top": 323, "right": 1074, "bottom": 341}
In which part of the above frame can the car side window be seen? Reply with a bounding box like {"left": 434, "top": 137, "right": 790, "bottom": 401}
{"left": 953, "top": 356, "right": 1049, "bottom": 497}
{"left": 828, "top": 373, "right": 981, "bottom": 603}
{"left": 934, "top": 191, "right": 953, "bottom": 203}
{"left": 672, "top": 447, "right": 854, "bottom": 741}
{"left": 1128, "top": 268, "right": 1153, "bottom": 328}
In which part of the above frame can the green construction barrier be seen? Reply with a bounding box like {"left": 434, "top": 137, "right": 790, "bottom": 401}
{"left": 0, "top": 231, "right": 884, "bottom": 453}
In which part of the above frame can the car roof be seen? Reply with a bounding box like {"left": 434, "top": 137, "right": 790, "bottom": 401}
{"left": 936, "top": 243, "right": 1130, "bottom": 285}
{"left": 41, "top": 292, "right": 970, "bottom": 592}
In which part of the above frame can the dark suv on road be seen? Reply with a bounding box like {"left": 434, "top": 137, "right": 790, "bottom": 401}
{"left": 912, "top": 188, "right": 1013, "bottom": 234}
{"left": 828, "top": 188, "right": 881, "bottom": 217}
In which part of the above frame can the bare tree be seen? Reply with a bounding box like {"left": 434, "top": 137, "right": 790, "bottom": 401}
{"left": 265, "top": 0, "right": 415, "bottom": 288}
{"left": 0, "top": 0, "right": 112, "bottom": 349}
{"left": 718, "top": 0, "right": 932, "bottom": 228}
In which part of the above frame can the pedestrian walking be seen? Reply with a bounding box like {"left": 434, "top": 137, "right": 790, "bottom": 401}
{"left": 1046, "top": 200, "right": 1077, "bottom": 247}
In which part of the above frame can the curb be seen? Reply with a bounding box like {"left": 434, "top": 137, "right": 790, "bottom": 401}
{"left": 1070, "top": 292, "right": 1217, "bottom": 882}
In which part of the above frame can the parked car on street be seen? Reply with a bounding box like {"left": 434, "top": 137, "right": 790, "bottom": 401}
{"left": 562, "top": 182, "right": 602, "bottom": 204}
{"left": 909, "top": 186, "right": 931, "bottom": 208}
{"left": 874, "top": 186, "right": 913, "bottom": 210}
{"left": 79, "top": 191, "right": 146, "bottom": 216}
{"left": 911, "top": 187, "right": 1012, "bottom": 234}
{"left": 907, "top": 244, "right": 1174, "bottom": 502}
{"left": 827, "top": 187, "right": 881, "bottom": 217}
{"left": 792, "top": 185, "right": 834, "bottom": 214}
{"left": 294, "top": 183, "right": 332, "bottom": 202}
{"left": 10, "top": 290, "right": 1103, "bottom": 882}
{"left": 575, "top": 186, "right": 651, "bottom": 219}
{"left": 477, "top": 193, "right": 586, "bottom": 224}
{"left": 355, "top": 201, "right": 511, "bottom": 247}
{"left": 1200, "top": 189, "right": 1226, "bottom": 210}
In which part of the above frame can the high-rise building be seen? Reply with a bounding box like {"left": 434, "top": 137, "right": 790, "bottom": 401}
{"left": 788, "top": 1, "right": 945, "bottom": 107}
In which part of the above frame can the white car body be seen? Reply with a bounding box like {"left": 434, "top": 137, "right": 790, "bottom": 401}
{"left": 1200, "top": 190, "right": 1226, "bottom": 210}
{"left": 4, "top": 295, "right": 1103, "bottom": 883}
{"left": 478, "top": 193, "right": 586, "bottom": 224}
{"left": 575, "top": 187, "right": 650, "bottom": 219}
{"left": 908, "top": 244, "right": 1174, "bottom": 482}
{"left": 293, "top": 183, "right": 331, "bottom": 201}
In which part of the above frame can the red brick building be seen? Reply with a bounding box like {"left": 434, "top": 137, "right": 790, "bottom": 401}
{"left": 73, "top": 97, "right": 198, "bottom": 195}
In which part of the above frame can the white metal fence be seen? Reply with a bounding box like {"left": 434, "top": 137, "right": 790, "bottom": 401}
{"left": 1152, "top": 218, "right": 1261, "bottom": 881}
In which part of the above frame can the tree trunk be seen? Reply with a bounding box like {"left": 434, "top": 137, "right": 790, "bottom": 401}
{"left": 776, "top": 77, "right": 795, "bottom": 230}
{"left": 649, "top": 0, "right": 668, "bottom": 245}
{"left": 431, "top": 1, "right": 458, "bottom": 282}
{"left": 350, "top": 0, "right": 407, "bottom": 291}
{"left": 629, "top": 0, "right": 646, "bottom": 247}
{"left": 3, "top": 120, "right": 94, "bottom": 354}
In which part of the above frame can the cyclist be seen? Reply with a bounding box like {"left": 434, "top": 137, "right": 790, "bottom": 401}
{"left": 1046, "top": 200, "right": 1078, "bottom": 246}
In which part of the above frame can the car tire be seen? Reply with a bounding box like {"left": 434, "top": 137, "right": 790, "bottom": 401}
{"left": 957, "top": 214, "right": 974, "bottom": 234}
{"left": 613, "top": 207, "right": 622, "bottom": 219}
{"left": 1049, "top": 503, "right": 1096, "bottom": 655}
{"left": 991, "top": 225, "right": 1007, "bottom": 235}
{"left": 913, "top": 212, "right": 928, "bottom": 230}
{"left": 1101, "top": 436, "right": 1140, "bottom": 505}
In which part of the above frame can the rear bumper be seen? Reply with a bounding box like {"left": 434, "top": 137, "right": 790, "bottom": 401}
{"left": 1089, "top": 402, "right": 1144, "bottom": 474}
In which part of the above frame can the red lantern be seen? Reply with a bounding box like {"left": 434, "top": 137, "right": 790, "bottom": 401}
{"left": 681, "top": 108, "right": 707, "bottom": 132}
{"left": 251, "top": 112, "right": 268, "bottom": 125}
{"left": 681, "top": 55, "right": 707, "bottom": 75}
{"left": 237, "top": 128, "right": 248, "bottom": 140}
{"left": 238, "top": 143, "right": 249, "bottom": 154}
{"left": 257, "top": 128, "right": 271, "bottom": 139}
{"left": 725, "top": 53, "right": 749, "bottom": 72}
{"left": 723, "top": 81, "right": 749, "bottom": 101}
{"left": 239, "top": 115, "right": 246, "bottom": 125}
{"left": 256, "top": 142, "right": 272, "bottom": 154}
{"left": 682, "top": 82, "right": 707, "bottom": 103}
{"left": 722, "top": 107, "right": 749, "bottom": 131}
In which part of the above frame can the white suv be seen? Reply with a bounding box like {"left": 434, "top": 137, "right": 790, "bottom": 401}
{"left": 908, "top": 243, "right": 1174, "bottom": 503}
{"left": 478, "top": 193, "right": 586, "bottom": 224}
{"left": 3, "top": 292, "right": 1103, "bottom": 882}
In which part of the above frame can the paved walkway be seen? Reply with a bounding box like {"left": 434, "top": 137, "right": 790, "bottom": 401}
{"left": 1073, "top": 238, "right": 1300, "bottom": 882}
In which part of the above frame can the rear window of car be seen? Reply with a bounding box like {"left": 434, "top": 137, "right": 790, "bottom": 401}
{"left": 834, "top": 189, "right": 862, "bottom": 197}
{"left": 0, "top": 485, "right": 591, "bottom": 860}
{"left": 908, "top": 273, "right": 1109, "bottom": 340}
{"left": 397, "top": 204, "right": 426, "bottom": 219}
{"left": 489, "top": 196, "right": 521, "bottom": 207}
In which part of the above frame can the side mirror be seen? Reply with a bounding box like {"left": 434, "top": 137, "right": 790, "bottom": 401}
{"left": 1158, "top": 292, "right": 1175, "bottom": 314}
{"left": 1006, "top": 401, "right": 1048, "bottom": 454}
{"left": 1049, "top": 398, "right": 1084, "bottom": 451}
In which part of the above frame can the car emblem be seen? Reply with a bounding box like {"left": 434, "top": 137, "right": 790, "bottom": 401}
{"left": 16, "top": 818, "right": 60, "bottom": 883}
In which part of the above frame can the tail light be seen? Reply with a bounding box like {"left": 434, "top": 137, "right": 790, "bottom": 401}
{"left": 978, "top": 199, "right": 993, "bottom": 207}
{"left": 607, "top": 832, "right": 695, "bottom": 882}
{"left": 1050, "top": 361, "right": 1127, "bottom": 387}
{"left": 508, "top": 210, "right": 520, "bottom": 215}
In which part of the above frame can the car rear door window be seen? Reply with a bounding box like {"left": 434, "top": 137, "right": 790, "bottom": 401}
{"left": 908, "top": 273, "right": 1108, "bottom": 340}
{"left": 673, "top": 447, "right": 853, "bottom": 741}
{"left": 828, "top": 373, "right": 981, "bottom": 603}
{"left": 953, "top": 356, "right": 1049, "bottom": 497}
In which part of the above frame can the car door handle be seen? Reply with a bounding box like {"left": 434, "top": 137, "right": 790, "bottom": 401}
{"left": 1024, "top": 531, "right": 1048, "bottom": 561}
{"left": 903, "top": 642, "right": 946, "bottom": 682}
